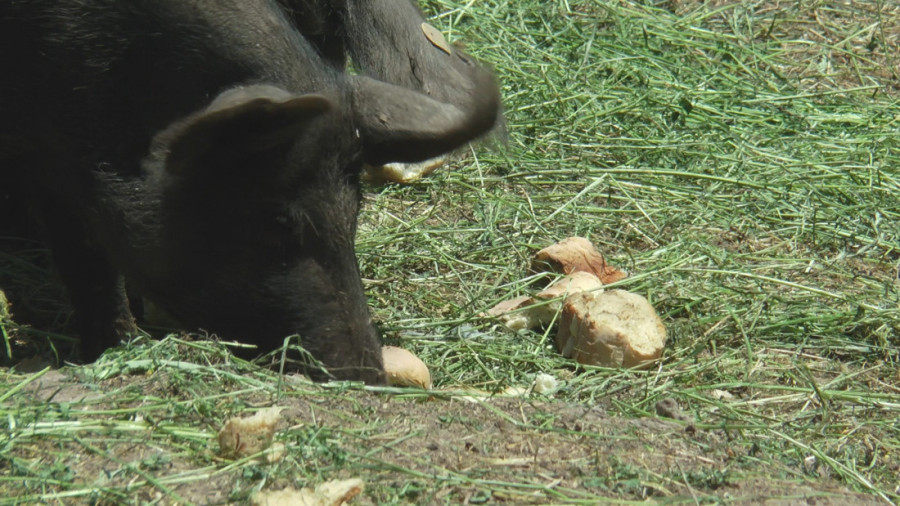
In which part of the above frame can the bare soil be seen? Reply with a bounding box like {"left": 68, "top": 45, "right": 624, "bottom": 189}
{"left": 10, "top": 367, "right": 882, "bottom": 505}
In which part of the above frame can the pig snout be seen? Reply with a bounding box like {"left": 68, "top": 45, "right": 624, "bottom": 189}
{"left": 298, "top": 265, "right": 386, "bottom": 384}
{"left": 310, "top": 319, "right": 385, "bottom": 384}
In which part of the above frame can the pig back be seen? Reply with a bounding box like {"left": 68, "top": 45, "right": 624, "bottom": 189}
{"left": 0, "top": 0, "right": 343, "bottom": 179}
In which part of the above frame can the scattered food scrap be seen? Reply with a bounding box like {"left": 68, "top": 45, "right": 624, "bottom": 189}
{"left": 490, "top": 237, "right": 667, "bottom": 369}
{"left": 532, "top": 373, "right": 559, "bottom": 394}
{"left": 382, "top": 345, "right": 432, "bottom": 389}
{"left": 486, "top": 295, "right": 542, "bottom": 331}
{"left": 362, "top": 156, "right": 445, "bottom": 183}
{"left": 251, "top": 479, "right": 364, "bottom": 506}
{"left": 556, "top": 290, "right": 666, "bottom": 369}
{"left": 532, "top": 236, "right": 627, "bottom": 284}
{"left": 218, "top": 406, "right": 282, "bottom": 459}
{"left": 487, "top": 272, "right": 605, "bottom": 331}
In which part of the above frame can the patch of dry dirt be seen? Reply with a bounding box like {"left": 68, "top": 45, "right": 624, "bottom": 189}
{"left": 4, "top": 368, "right": 883, "bottom": 505}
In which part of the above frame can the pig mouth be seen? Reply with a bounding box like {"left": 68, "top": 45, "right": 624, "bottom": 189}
{"left": 137, "top": 295, "right": 386, "bottom": 383}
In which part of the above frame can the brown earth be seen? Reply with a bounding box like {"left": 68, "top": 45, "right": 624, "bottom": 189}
{"left": 6, "top": 367, "right": 882, "bottom": 505}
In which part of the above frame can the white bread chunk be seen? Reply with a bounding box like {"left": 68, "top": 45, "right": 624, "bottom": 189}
{"left": 251, "top": 479, "right": 364, "bottom": 506}
{"left": 218, "top": 407, "right": 282, "bottom": 458}
{"left": 536, "top": 271, "right": 605, "bottom": 300}
{"left": 486, "top": 295, "right": 540, "bottom": 331}
{"left": 531, "top": 271, "right": 605, "bottom": 326}
{"left": 556, "top": 290, "right": 666, "bottom": 369}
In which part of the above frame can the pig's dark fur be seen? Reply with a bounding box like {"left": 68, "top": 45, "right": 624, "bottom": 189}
{"left": 0, "top": 0, "right": 500, "bottom": 383}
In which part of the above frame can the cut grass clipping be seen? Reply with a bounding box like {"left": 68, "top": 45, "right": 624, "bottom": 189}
{"left": 2, "top": 0, "right": 899, "bottom": 504}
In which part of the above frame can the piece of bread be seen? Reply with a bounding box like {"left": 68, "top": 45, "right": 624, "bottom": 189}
{"left": 382, "top": 346, "right": 432, "bottom": 389}
{"left": 536, "top": 271, "right": 604, "bottom": 300}
{"left": 251, "top": 479, "right": 364, "bottom": 506}
{"left": 532, "top": 237, "right": 627, "bottom": 284}
{"left": 487, "top": 272, "right": 606, "bottom": 331}
{"left": 218, "top": 407, "right": 282, "bottom": 458}
{"left": 486, "top": 295, "right": 538, "bottom": 330}
{"left": 362, "top": 156, "right": 445, "bottom": 183}
{"left": 556, "top": 290, "right": 666, "bottom": 368}
{"left": 532, "top": 271, "right": 605, "bottom": 325}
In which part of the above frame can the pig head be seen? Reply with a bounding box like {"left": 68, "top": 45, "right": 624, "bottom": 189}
{"left": 0, "top": 0, "right": 501, "bottom": 383}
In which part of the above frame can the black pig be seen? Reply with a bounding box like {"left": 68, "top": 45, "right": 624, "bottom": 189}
{"left": 0, "top": 0, "right": 500, "bottom": 383}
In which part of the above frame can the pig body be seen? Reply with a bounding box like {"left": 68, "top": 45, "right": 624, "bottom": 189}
{"left": 0, "top": 0, "right": 500, "bottom": 382}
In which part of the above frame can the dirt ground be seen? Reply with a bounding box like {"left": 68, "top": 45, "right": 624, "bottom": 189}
{"left": 11, "top": 367, "right": 883, "bottom": 505}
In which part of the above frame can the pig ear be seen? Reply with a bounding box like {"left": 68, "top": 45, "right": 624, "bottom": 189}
{"left": 352, "top": 72, "right": 500, "bottom": 166}
{"left": 163, "top": 90, "right": 331, "bottom": 175}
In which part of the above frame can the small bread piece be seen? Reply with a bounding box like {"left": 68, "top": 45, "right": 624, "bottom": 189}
{"left": 532, "top": 237, "right": 627, "bottom": 284}
{"left": 487, "top": 273, "right": 606, "bottom": 330}
{"left": 536, "top": 271, "right": 604, "bottom": 300}
{"left": 382, "top": 346, "right": 432, "bottom": 389}
{"left": 531, "top": 271, "right": 604, "bottom": 325}
{"left": 486, "top": 295, "right": 535, "bottom": 317}
{"left": 556, "top": 290, "right": 666, "bottom": 368}
{"left": 218, "top": 407, "right": 282, "bottom": 458}
{"left": 251, "top": 479, "right": 364, "bottom": 506}
{"left": 486, "top": 295, "right": 539, "bottom": 331}
{"left": 362, "top": 156, "right": 445, "bottom": 183}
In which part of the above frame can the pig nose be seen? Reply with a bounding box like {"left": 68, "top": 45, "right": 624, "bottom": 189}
{"left": 321, "top": 345, "right": 385, "bottom": 384}
{"left": 349, "top": 327, "right": 386, "bottom": 384}
{"left": 322, "top": 317, "right": 385, "bottom": 384}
